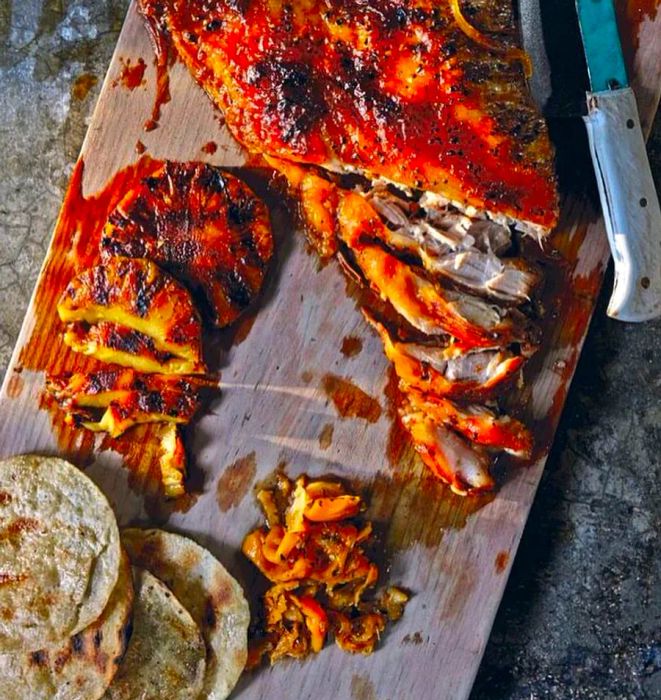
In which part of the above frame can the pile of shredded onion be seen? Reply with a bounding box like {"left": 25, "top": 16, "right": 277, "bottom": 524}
{"left": 243, "top": 473, "right": 408, "bottom": 666}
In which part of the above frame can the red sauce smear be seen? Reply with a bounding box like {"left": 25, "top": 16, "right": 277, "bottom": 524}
{"left": 201, "top": 141, "right": 218, "bottom": 154}
{"left": 114, "top": 57, "right": 147, "bottom": 90}
{"left": 322, "top": 374, "right": 382, "bottom": 423}
{"left": 140, "top": 10, "right": 173, "bottom": 131}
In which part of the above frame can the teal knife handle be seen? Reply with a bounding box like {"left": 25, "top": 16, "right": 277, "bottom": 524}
{"left": 583, "top": 87, "right": 661, "bottom": 322}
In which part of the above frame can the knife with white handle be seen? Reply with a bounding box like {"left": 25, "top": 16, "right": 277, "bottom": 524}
{"left": 576, "top": 0, "right": 661, "bottom": 321}
{"left": 583, "top": 88, "right": 661, "bottom": 321}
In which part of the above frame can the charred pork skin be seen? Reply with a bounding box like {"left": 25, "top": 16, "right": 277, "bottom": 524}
{"left": 137, "top": 0, "right": 558, "bottom": 233}
{"left": 101, "top": 161, "right": 274, "bottom": 327}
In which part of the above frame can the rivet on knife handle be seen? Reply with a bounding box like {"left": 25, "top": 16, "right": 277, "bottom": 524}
{"left": 583, "top": 88, "right": 661, "bottom": 322}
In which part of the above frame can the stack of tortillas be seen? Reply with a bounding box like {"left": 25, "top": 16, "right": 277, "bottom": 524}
{"left": 0, "top": 455, "right": 249, "bottom": 699}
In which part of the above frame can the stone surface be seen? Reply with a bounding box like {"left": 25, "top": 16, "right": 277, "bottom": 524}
{"left": 0, "top": 2, "right": 658, "bottom": 698}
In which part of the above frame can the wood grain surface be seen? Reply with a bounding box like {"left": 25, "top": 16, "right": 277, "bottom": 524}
{"left": 0, "top": 3, "right": 659, "bottom": 699}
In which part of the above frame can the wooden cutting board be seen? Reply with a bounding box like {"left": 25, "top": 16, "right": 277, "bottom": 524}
{"left": 0, "top": 3, "right": 658, "bottom": 698}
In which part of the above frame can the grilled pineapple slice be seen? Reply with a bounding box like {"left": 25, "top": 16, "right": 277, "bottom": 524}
{"left": 100, "top": 161, "right": 274, "bottom": 327}
{"left": 63, "top": 321, "right": 198, "bottom": 375}
{"left": 46, "top": 368, "right": 209, "bottom": 438}
{"left": 58, "top": 257, "right": 205, "bottom": 374}
{"left": 158, "top": 423, "right": 187, "bottom": 498}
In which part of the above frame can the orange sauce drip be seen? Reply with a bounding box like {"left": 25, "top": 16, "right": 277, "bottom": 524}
{"left": 5, "top": 373, "right": 24, "bottom": 399}
{"left": 115, "top": 57, "right": 147, "bottom": 90}
{"left": 321, "top": 374, "right": 382, "bottom": 423}
{"left": 494, "top": 550, "right": 509, "bottom": 574}
{"left": 201, "top": 141, "right": 218, "bottom": 154}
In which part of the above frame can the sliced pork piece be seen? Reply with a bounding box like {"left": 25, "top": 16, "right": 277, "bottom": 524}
{"left": 428, "top": 252, "right": 540, "bottom": 304}
{"left": 399, "top": 403, "right": 494, "bottom": 496}
{"left": 338, "top": 193, "right": 535, "bottom": 348}
{"left": 405, "top": 388, "right": 533, "bottom": 459}
{"left": 363, "top": 312, "right": 524, "bottom": 400}
{"left": 368, "top": 192, "right": 540, "bottom": 303}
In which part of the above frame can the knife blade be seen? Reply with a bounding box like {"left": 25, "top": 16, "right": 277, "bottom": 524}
{"left": 575, "top": 0, "right": 661, "bottom": 321}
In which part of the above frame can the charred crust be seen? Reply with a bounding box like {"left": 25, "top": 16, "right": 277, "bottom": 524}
{"left": 29, "top": 650, "right": 48, "bottom": 667}
{"left": 71, "top": 633, "right": 84, "bottom": 654}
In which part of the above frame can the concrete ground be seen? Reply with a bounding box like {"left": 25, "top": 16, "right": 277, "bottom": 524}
{"left": 0, "top": 2, "right": 658, "bottom": 698}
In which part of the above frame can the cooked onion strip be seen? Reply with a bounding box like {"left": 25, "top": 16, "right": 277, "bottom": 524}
{"left": 449, "top": 0, "right": 533, "bottom": 78}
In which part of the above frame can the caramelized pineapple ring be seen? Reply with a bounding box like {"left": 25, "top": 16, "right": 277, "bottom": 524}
{"left": 101, "top": 161, "right": 274, "bottom": 327}
{"left": 46, "top": 368, "right": 208, "bottom": 438}
{"left": 58, "top": 257, "right": 205, "bottom": 374}
{"left": 63, "top": 322, "right": 198, "bottom": 375}
{"left": 158, "top": 423, "right": 187, "bottom": 499}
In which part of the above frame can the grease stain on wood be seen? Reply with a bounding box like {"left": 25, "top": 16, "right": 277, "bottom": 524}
{"left": 369, "top": 464, "right": 495, "bottom": 552}
{"left": 216, "top": 451, "right": 257, "bottom": 512}
{"left": 318, "top": 423, "right": 334, "bottom": 450}
{"left": 71, "top": 73, "right": 98, "bottom": 101}
{"left": 401, "top": 631, "right": 424, "bottom": 645}
{"left": 341, "top": 335, "right": 363, "bottom": 358}
{"left": 301, "top": 370, "right": 313, "bottom": 384}
{"left": 350, "top": 673, "right": 377, "bottom": 700}
{"left": 6, "top": 374, "right": 24, "bottom": 399}
{"left": 495, "top": 550, "right": 509, "bottom": 574}
{"left": 321, "top": 374, "right": 382, "bottom": 423}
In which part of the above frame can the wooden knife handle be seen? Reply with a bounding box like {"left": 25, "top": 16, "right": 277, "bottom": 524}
{"left": 583, "top": 87, "right": 661, "bottom": 322}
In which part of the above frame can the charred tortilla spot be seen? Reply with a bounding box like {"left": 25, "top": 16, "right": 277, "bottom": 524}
{"left": 203, "top": 596, "right": 217, "bottom": 630}
{"left": 71, "top": 633, "right": 85, "bottom": 654}
{"left": 30, "top": 650, "right": 48, "bottom": 667}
